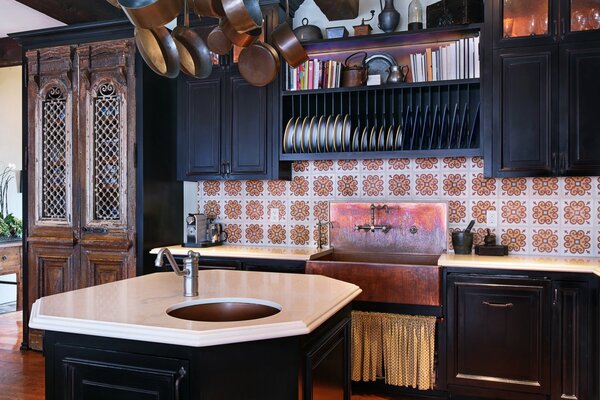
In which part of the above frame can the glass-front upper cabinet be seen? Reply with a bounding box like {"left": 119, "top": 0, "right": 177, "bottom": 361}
{"left": 495, "top": 0, "right": 600, "bottom": 46}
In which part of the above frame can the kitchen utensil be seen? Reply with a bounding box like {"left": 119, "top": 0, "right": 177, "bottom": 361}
{"left": 172, "top": 0, "right": 213, "bottom": 79}
{"left": 209, "top": 222, "right": 228, "bottom": 243}
{"left": 272, "top": 0, "right": 309, "bottom": 68}
{"left": 351, "top": 126, "right": 360, "bottom": 151}
{"left": 207, "top": 24, "right": 233, "bottom": 55}
{"left": 467, "top": 102, "right": 480, "bottom": 148}
{"left": 483, "top": 229, "right": 496, "bottom": 246}
{"left": 221, "top": 0, "right": 263, "bottom": 33}
{"left": 408, "top": 0, "right": 424, "bottom": 30}
{"left": 365, "top": 52, "right": 397, "bottom": 83}
{"left": 308, "top": 116, "right": 318, "bottom": 152}
{"left": 324, "top": 115, "right": 334, "bottom": 152}
{"left": 341, "top": 52, "right": 368, "bottom": 87}
{"left": 342, "top": 115, "right": 352, "bottom": 151}
{"left": 185, "top": 213, "right": 208, "bottom": 244}
{"left": 238, "top": 41, "right": 280, "bottom": 87}
{"left": 135, "top": 27, "right": 180, "bottom": 78}
{"left": 317, "top": 116, "right": 326, "bottom": 152}
{"left": 192, "top": 0, "right": 225, "bottom": 17}
{"left": 221, "top": 17, "right": 262, "bottom": 48}
{"left": 353, "top": 10, "right": 375, "bottom": 36}
{"left": 387, "top": 65, "right": 409, "bottom": 83}
{"left": 119, "top": 0, "right": 183, "bottom": 29}
{"left": 457, "top": 104, "right": 469, "bottom": 149}
{"left": 394, "top": 121, "right": 403, "bottom": 150}
{"left": 283, "top": 117, "right": 295, "bottom": 153}
{"left": 293, "top": 18, "right": 323, "bottom": 42}
{"left": 377, "top": 125, "right": 386, "bottom": 151}
{"left": 369, "top": 126, "right": 377, "bottom": 151}
{"left": 360, "top": 126, "right": 369, "bottom": 151}
{"left": 295, "top": 116, "right": 308, "bottom": 152}
{"left": 378, "top": 0, "right": 400, "bottom": 32}
{"left": 301, "top": 116, "right": 312, "bottom": 152}
{"left": 452, "top": 220, "right": 475, "bottom": 254}
{"left": 385, "top": 125, "right": 394, "bottom": 151}
{"left": 331, "top": 115, "right": 341, "bottom": 152}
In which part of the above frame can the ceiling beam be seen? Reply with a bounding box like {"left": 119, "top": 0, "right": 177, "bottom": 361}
{"left": 0, "top": 38, "right": 22, "bottom": 67}
{"left": 15, "top": 0, "right": 123, "bottom": 24}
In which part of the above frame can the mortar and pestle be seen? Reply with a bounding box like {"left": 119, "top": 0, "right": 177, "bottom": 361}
{"left": 452, "top": 220, "right": 475, "bottom": 254}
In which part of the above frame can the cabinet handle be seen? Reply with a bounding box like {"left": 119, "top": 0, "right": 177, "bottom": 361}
{"left": 174, "top": 367, "right": 187, "bottom": 400}
{"left": 1, "top": 255, "right": 6, "bottom": 262}
{"left": 553, "top": 288, "right": 558, "bottom": 306}
{"left": 482, "top": 301, "right": 514, "bottom": 308}
{"left": 81, "top": 227, "right": 109, "bottom": 234}
{"left": 225, "top": 161, "right": 231, "bottom": 177}
{"left": 220, "top": 162, "right": 225, "bottom": 177}
{"left": 561, "top": 18, "right": 566, "bottom": 37}
{"left": 552, "top": 20, "right": 558, "bottom": 39}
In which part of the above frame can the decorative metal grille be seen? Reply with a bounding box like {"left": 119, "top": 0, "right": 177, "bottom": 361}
{"left": 41, "top": 87, "right": 68, "bottom": 221}
{"left": 93, "top": 83, "right": 122, "bottom": 221}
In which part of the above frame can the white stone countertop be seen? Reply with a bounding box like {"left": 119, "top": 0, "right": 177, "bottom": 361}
{"left": 149, "top": 244, "right": 333, "bottom": 261}
{"left": 29, "top": 270, "right": 361, "bottom": 347}
{"left": 439, "top": 253, "right": 600, "bottom": 277}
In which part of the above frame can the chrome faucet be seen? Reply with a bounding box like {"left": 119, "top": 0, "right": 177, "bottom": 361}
{"left": 155, "top": 248, "right": 199, "bottom": 297}
{"left": 354, "top": 203, "right": 392, "bottom": 233}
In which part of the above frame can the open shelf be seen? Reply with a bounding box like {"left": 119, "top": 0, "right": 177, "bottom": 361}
{"left": 280, "top": 148, "right": 482, "bottom": 161}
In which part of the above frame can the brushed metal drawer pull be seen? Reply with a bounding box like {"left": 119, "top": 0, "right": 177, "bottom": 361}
{"left": 174, "top": 366, "right": 187, "bottom": 400}
{"left": 482, "top": 301, "right": 514, "bottom": 308}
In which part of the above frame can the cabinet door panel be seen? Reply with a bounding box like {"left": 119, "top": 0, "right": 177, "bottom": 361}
{"left": 493, "top": 46, "right": 558, "bottom": 176}
{"left": 227, "top": 75, "right": 268, "bottom": 177}
{"left": 79, "top": 247, "right": 132, "bottom": 288}
{"left": 560, "top": 43, "right": 600, "bottom": 175}
{"left": 28, "top": 243, "right": 77, "bottom": 301}
{"left": 551, "top": 281, "right": 591, "bottom": 400}
{"left": 447, "top": 275, "right": 551, "bottom": 394}
{"left": 178, "top": 75, "right": 222, "bottom": 179}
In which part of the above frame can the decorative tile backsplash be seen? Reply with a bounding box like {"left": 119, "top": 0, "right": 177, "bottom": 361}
{"left": 197, "top": 157, "right": 600, "bottom": 257}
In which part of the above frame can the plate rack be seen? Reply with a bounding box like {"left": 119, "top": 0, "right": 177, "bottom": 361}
{"left": 280, "top": 80, "right": 481, "bottom": 160}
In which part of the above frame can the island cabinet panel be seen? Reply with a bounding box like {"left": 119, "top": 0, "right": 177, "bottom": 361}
{"left": 446, "top": 274, "right": 551, "bottom": 396}
{"left": 51, "top": 344, "right": 189, "bottom": 400}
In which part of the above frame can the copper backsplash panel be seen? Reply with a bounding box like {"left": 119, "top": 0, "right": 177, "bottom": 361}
{"left": 329, "top": 202, "right": 448, "bottom": 255}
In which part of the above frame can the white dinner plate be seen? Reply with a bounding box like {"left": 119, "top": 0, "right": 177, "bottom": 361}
{"left": 283, "top": 117, "right": 295, "bottom": 153}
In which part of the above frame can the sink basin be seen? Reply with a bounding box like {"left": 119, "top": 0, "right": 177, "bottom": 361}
{"left": 167, "top": 298, "right": 281, "bottom": 322}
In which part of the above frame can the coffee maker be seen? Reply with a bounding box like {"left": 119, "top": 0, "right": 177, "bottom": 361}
{"left": 184, "top": 213, "right": 227, "bottom": 247}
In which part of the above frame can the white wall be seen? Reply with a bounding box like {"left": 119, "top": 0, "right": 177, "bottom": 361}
{"left": 0, "top": 66, "right": 22, "bottom": 219}
{"left": 292, "top": 0, "right": 440, "bottom": 34}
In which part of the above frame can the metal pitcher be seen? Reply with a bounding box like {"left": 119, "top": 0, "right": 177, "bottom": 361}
{"left": 387, "top": 65, "right": 409, "bottom": 83}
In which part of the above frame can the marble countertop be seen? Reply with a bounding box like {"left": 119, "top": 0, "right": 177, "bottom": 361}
{"left": 439, "top": 253, "right": 600, "bottom": 277}
{"left": 149, "top": 245, "right": 333, "bottom": 261}
{"left": 29, "top": 270, "right": 361, "bottom": 347}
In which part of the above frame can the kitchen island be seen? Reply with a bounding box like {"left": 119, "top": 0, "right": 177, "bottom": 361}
{"left": 30, "top": 270, "right": 361, "bottom": 400}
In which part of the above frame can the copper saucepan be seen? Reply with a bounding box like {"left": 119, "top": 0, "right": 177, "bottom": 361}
{"left": 135, "top": 26, "right": 180, "bottom": 78}
{"left": 238, "top": 41, "right": 280, "bottom": 87}
{"left": 172, "top": 0, "right": 213, "bottom": 78}
{"left": 119, "top": 0, "right": 183, "bottom": 29}
{"left": 191, "top": 0, "right": 225, "bottom": 18}
{"left": 106, "top": 0, "right": 122, "bottom": 8}
{"left": 221, "top": 0, "right": 263, "bottom": 33}
{"left": 271, "top": 0, "right": 308, "bottom": 68}
{"left": 221, "top": 17, "right": 261, "bottom": 48}
{"left": 207, "top": 23, "right": 233, "bottom": 55}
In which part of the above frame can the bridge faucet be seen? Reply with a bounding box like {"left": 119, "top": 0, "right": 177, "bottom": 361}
{"left": 155, "top": 248, "right": 199, "bottom": 297}
{"left": 354, "top": 203, "right": 392, "bottom": 233}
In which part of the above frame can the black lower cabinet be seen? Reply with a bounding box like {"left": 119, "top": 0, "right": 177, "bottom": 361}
{"left": 43, "top": 306, "right": 351, "bottom": 400}
{"left": 446, "top": 270, "right": 597, "bottom": 400}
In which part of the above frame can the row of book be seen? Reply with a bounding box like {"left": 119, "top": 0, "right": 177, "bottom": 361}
{"left": 410, "top": 36, "right": 480, "bottom": 83}
{"left": 286, "top": 59, "right": 342, "bottom": 91}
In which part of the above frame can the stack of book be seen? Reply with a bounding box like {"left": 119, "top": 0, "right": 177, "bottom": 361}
{"left": 410, "top": 35, "right": 480, "bottom": 83}
{"left": 286, "top": 59, "right": 342, "bottom": 91}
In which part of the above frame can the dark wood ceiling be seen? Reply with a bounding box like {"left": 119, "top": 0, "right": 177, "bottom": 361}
{"left": 1, "top": 0, "right": 123, "bottom": 66}
{"left": 15, "top": 0, "right": 123, "bottom": 24}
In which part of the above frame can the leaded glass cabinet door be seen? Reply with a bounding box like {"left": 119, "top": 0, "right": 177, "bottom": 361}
{"left": 77, "top": 40, "right": 136, "bottom": 287}
{"left": 495, "top": 0, "right": 556, "bottom": 46}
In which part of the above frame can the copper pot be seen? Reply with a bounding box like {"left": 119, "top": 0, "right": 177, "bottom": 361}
{"left": 238, "top": 41, "right": 280, "bottom": 87}
{"left": 221, "top": 0, "right": 263, "bottom": 33}
{"left": 206, "top": 24, "right": 233, "bottom": 55}
{"left": 119, "top": 0, "right": 183, "bottom": 29}
{"left": 135, "top": 26, "right": 180, "bottom": 78}
{"left": 221, "top": 17, "right": 261, "bottom": 47}
{"left": 191, "top": 0, "right": 225, "bottom": 18}
{"left": 271, "top": 0, "right": 308, "bottom": 68}
{"left": 172, "top": 1, "right": 213, "bottom": 78}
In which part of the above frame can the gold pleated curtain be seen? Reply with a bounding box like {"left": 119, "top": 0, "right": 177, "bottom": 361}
{"left": 351, "top": 311, "right": 437, "bottom": 390}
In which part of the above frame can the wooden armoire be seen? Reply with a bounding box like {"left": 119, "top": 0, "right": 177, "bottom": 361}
{"left": 11, "top": 21, "right": 182, "bottom": 350}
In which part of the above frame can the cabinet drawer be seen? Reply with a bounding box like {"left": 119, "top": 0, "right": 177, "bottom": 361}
{"left": 0, "top": 246, "right": 20, "bottom": 269}
{"left": 447, "top": 274, "right": 551, "bottom": 395}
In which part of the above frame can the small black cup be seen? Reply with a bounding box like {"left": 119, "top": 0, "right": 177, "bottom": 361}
{"left": 452, "top": 231, "right": 474, "bottom": 255}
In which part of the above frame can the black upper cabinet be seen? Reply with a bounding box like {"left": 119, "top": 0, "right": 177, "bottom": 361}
{"left": 486, "top": 0, "right": 600, "bottom": 177}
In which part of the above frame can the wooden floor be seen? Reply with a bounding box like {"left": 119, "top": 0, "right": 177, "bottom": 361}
{"left": 0, "top": 312, "right": 407, "bottom": 400}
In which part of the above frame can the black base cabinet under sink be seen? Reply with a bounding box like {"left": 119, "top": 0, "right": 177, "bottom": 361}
{"left": 446, "top": 269, "right": 598, "bottom": 400}
{"left": 43, "top": 306, "right": 351, "bottom": 400}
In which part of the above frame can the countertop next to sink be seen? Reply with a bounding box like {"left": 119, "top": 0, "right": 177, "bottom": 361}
{"left": 29, "top": 270, "right": 361, "bottom": 347}
{"left": 439, "top": 253, "right": 600, "bottom": 277}
{"left": 149, "top": 244, "right": 333, "bottom": 261}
